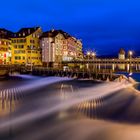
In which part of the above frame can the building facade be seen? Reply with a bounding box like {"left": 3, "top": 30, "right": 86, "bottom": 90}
{"left": 40, "top": 30, "right": 83, "bottom": 66}
{"left": 0, "top": 29, "right": 13, "bottom": 64}
{"left": 11, "top": 27, "right": 42, "bottom": 66}
{"left": 64, "top": 37, "right": 83, "bottom": 61}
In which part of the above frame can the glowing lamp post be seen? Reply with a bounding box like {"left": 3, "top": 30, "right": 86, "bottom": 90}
{"left": 128, "top": 50, "right": 133, "bottom": 74}
{"left": 87, "top": 51, "right": 91, "bottom": 60}
{"left": 87, "top": 51, "right": 90, "bottom": 56}
{"left": 129, "top": 51, "right": 133, "bottom": 57}
{"left": 91, "top": 52, "right": 96, "bottom": 59}
{"left": 86, "top": 51, "right": 91, "bottom": 69}
{"left": 128, "top": 51, "right": 133, "bottom": 59}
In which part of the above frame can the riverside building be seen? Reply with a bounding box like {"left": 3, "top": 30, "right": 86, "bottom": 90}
{"left": 40, "top": 29, "right": 83, "bottom": 67}
{"left": 10, "top": 27, "right": 42, "bottom": 66}
{"left": 0, "top": 29, "right": 13, "bottom": 64}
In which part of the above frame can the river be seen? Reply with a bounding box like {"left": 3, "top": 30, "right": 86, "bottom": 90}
{"left": 0, "top": 70, "right": 140, "bottom": 140}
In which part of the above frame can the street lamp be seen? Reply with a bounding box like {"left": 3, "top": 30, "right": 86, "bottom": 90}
{"left": 91, "top": 52, "right": 96, "bottom": 59}
{"left": 128, "top": 51, "right": 133, "bottom": 59}
{"left": 128, "top": 50, "right": 133, "bottom": 74}
{"left": 86, "top": 51, "right": 91, "bottom": 70}
{"left": 128, "top": 51, "right": 133, "bottom": 57}
{"left": 87, "top": 51, "right": 90, "bottom": 56}
{"left": 86, "top": 51, "right": 91, "bottom": 62}
{"left": 87, "top": 51, "right": 91, "bottom": 60}
{"left": 129, "top": 51, "right": 133, "bottom": 56}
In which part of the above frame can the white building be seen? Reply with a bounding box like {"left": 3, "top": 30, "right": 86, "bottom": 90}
{"left": 40, "top": 30, "right": 83, "bottom": 66}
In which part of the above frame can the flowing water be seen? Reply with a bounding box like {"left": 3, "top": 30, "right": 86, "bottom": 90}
{"left": 0, "top": 69, "right": 140, "bottom": 140}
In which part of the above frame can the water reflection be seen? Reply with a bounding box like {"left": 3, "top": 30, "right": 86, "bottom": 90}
{"left": 73, "top": 89, "right": 136, "bottom": 122}
{"left": 0, "top": 88, "right": 23, "bottom": 117}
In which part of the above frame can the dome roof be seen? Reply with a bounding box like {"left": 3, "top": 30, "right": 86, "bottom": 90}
{"left": 119, "top": 48, "right": 125, "bottom": 54}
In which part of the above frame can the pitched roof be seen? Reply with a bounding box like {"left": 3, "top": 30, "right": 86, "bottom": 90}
{"left": 119, "top": 48, "right": 125, "bottom": 54}
{"left": 40, "top": 29, "right": 71, "bottom": 39}
{"left": 11, "top": 27, "right": 40, "bottom": 38}
{"left": 0, "top": 28, "right": 14, "bottom": 39}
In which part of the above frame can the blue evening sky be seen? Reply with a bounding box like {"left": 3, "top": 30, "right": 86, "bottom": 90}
{"left": 1, "top": 0, "right": 140, "bottom": 55}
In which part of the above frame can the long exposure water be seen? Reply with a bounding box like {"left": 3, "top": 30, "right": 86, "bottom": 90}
{"left": 0, "top": 64, "right": 140, "bottom": 140}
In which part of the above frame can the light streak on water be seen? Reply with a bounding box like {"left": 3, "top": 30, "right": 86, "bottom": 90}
{"left": 0, "top": 76, "right": 134, "bottom": 134}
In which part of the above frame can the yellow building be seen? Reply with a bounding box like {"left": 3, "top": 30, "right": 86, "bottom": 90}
{"left": 0, "top": 29, "right": 12, "bottom": 64}
{"left": 11, "top": 27, "right": 42, "bottom": 66}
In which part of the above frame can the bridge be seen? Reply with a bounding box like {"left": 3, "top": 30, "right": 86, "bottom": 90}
{"left": 62, "top": 58, "right": 140, "bottom": 64}
{"left": 0, "top": 58, "right": 140, "bottom": 78}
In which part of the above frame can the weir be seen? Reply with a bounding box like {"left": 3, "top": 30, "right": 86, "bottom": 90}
{"left": 31, "top": 68, "right": 118, "bottom": 81}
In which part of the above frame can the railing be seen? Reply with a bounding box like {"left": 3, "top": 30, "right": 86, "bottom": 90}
{"left": 62, "top": 58, "right": 140, "bottom": 64}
